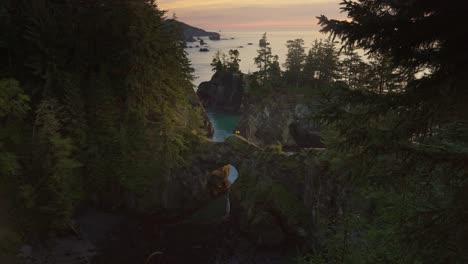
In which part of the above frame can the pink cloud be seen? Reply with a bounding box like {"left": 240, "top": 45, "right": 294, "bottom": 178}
{"left": 159, "top": 1, "right": 343, "bottom": 31}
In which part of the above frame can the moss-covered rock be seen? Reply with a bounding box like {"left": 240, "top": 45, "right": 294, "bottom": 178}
{"left": 230, "top": 147, "right": 345, "bottom": 248}
{"left": 224, "top": 135, "right": 259, "bottom": 155}
{"left": 140, "top": 134, "right": 259, "bottom": 214}
{"left": 237, "top": 94, "right": 324, "bottom": 148}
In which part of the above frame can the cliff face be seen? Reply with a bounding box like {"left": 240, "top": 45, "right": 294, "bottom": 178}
{"left": 18, "top": 137, "right": 346, "bottom": 262}
{"left": 229, "top": 146, "right": 347, "bottom": 247}
{"left": 187, "top": 87, "right": 214, "bottom": 137}
{"left": 152, "top": 136, "right": 258, "bottom": 213}
{"left": 197, "top": 71, "right": 245, "bottom": 113}
{"left": 238, "top": 95, "right": 324, "bottom": 148}
{"left": 159, "top": 136, "right": 345, "bottom": 248}
{"left": 197, "top": 70, "right": 322, "bottom": 147}
{"left": 164, "top": 19, "right": 221, "bottom": 42}
{"left": 162, "top": 134, "right": 345, "bottom": 247}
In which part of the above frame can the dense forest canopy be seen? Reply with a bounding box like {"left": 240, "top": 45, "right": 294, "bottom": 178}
{"left": 315, "top": 1, "right": 468, "bottom": 263}
{"left": 230, "top": 1, "right": 468, "bottom": 262}
{"left": 0, "top": 0, "right": 204, "bottom": 236}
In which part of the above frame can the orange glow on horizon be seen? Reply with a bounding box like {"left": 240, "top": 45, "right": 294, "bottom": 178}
{"left": 158, "top": 0, "right": 342, "bottom": 31}
{"left": 216, "top": 18, "right": 321, "bottom": 30}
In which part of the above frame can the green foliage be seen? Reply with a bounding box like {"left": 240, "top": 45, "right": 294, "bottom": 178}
{"left": 337, "top": 50, "right": 367, "bottom": 89}
{"left": 211, "top": 49, "right": 241, "bottom": 73}
{"left": 247, "top": 36, "right": 340, "bottom": 101}
{"left": 237, "top": 168, "right": 306, "bottom": 227}
{"left": 228, "top": 49, "right": 241, "bottom": 72}
{"left": 0, "top": 79, "right": 29, "bottom": 119}
{"left": 0, "top": 78, "right": 29, "bottom": 191}
{"left": 0, "top": 79, "right": 29, "bottom": 254}
{"left": 315, "top": 0, "right": 468, "bottom": 263}
{"left": 251, "top": 33, "right": 281, "bottom": 91}
{"left": 242, "top": 24, "right": 467, "bottom": 263}
{"left": 235, "top": 147, "right": 309, "bottom": 231}
{"left": 284, "top": 39, "right": 306, "bottom": 87}
{"left": 211, "top": 50, "right": 227, "bottom": 72}
{"left": 303, "top": 39, "right": 339, "bottom": 85}
{"left": 0, "top": 0, "right": 205, "bottom": 235}
{"left": 0, "top": 79, "right": 29, "bottom": 182}
{"left": 29, "top": 99, "right": 82, "bottom": 228}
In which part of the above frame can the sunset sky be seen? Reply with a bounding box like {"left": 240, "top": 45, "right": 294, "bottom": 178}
{"left": 158, "top": 0, "right": 343, "bottom": 31}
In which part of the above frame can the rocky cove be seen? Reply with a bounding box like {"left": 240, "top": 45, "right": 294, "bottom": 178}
{"left": 18, "top": 137, "right": 345, "bottom": 264}
{"left": 14, "top": 70, "right": 344, "bottom": 264}
{"left": 2, "top": 2, "right": 462, "bottom": 263}
{"left": 198, "top": 69, "right": 324, "bottom": 148}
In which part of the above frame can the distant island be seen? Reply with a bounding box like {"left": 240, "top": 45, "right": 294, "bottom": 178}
{"left": 165, "top": 19, "right": 221, "bottom": 42}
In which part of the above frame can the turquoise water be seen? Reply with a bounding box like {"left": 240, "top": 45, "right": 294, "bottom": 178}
{"left": 207, "top": 112, "right": 241, "bottom": 142}
{"left": 228, "top": 165, "right": 239, "bottom": 184}
{"left": 191, "top": 31, "right": 326, "bottom": 142}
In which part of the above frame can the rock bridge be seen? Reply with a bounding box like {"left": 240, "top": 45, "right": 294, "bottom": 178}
{"left": 198, "top": 135, "right": 259, "bottom": 168}
{"left": 161, "top": 135, "right": 259, "bottom": 211}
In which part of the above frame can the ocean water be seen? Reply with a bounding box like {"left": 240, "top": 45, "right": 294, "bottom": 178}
{"left": 188, "top": 31, "right": 327, "bottom": 141}
{"left": 207, "top": 112, "right": 241, "bottom": 142}
{"left": 186, "top": 30, "right": 327, "bottom": 87}
{"left": 227, "top": 164, "right": 239, "bottom": 184}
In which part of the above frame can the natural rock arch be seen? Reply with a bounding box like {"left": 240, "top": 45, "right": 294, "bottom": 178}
{"left": 160, "top": 135, "right": 258, "bottom": 212}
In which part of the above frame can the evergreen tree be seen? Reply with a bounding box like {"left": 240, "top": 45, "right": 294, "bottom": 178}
{"left": 210, "top": 49, "right": 241, "bottom": 73}
{"left": 254, "top": 33, "right": 281, "bottom": 87}
{"left": 364, "top": 54, "right": 407, "bottom": 94}
{"left": 338, "top": 49, "right": 368, "bottom": 89}
{"left": 284, "top": 39, "right": 306, "bottom": 87}
{"left": 317, "top": 1, "right": 468, "bottom": 262}
{"left": 227, "top": 49, "right": 241, "bottom": 72}
{"left": 303, "top": 39, "right": 339, "bottom": 85}
{"left": 0, "top": 0, "right": 205, "bottom": 233}
{"left": 211, "top": 50, "right": 227, "bottom": 72}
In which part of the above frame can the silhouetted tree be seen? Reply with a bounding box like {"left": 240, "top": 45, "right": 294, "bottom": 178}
{"left": 318, "top": 1, "right": 468, "bottom": 262}
{"left": 284, "top": 38, "right": 306, "bottom": 87}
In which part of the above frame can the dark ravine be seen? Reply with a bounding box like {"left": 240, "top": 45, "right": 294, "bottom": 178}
{"left": 16, "top": 72, "right": 330, "bottom": 264}
{"left": 17, "top": 136, "right": 342, "bottom": 263}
